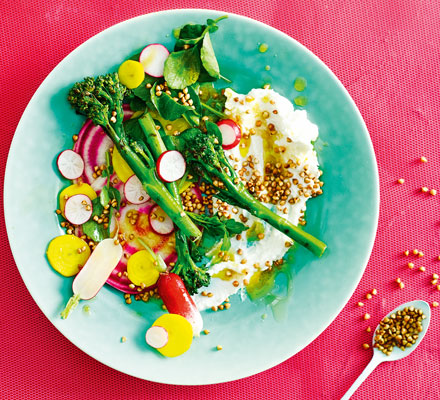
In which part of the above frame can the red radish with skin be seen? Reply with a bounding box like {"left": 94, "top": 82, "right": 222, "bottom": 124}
{"left": 139, "top": 44, "right": 169, "bottom": 77}
{"left": 57, "top": 149, "right": 84, "bottom": 180}
{"left": 156, "top": 150, "right": 186, "bottom": 183}
{"left": 149, "top": 205, "right": 174, "bottom": 235}
{"left": 157, "top": 273, "right": 203, "bottom": 336}
{"left": 145, "top": 326, "right": 169, "bottom": 349}
{"left": 217, "top": 119, "right": 242, "bottom": 150}
{"left": 124, "top": 174, "right": 150, "bottom": 204}
{"left": 64, "top": 194, "right": 93, "bottom": 225}
{"left": 61, "top": 237, "right": 123, "bottom": 318}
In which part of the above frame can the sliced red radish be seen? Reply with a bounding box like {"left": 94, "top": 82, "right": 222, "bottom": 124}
{"left": 157, "top": 273, "right": 203, "bottom": 336}
{"left": 57, "top": 150, "right": 85, "bottom": 180}
{"left": 145, "top": 326, "right": 169, "bottom": 349}
{"left": 217, "top": 119, "right": 242, "bottom": 150}
{"left": 139, "top": 44, "right": 170, "bottom": 78}
{"left": 149, "top": 205, "right": 174, "bottom": 235}
{"left": 61, "top": 237, "right": 123, "bottom": 318}
{"left": 64, "top": 194, "right": 93, "bottom": 225}
{"left": 156, "top": 150, "right": 186, "bottom": 183}
{"left": 124, "top": 174, "right": 150, "bottom": 204}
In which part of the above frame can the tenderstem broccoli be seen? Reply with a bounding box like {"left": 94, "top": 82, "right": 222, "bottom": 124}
{"left": 67, "top": 73, "right": 201, "bottom": 239}
{"left": 176, "top": 121, "right": 327, "bottom": 257}
{"left": 138, "top": 113, "right": 210, "bottom": 294}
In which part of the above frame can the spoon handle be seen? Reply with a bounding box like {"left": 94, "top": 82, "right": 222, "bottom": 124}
{"left": 340, "top": 356, "right": 381, "bottom": 400}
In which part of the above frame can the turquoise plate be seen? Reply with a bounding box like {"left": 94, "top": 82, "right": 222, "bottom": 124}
{"left": 4, "top": 9, "right": 379, "bottom": 384}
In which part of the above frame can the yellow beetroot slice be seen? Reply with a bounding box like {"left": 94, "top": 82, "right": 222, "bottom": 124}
{"left": 46, "top": 235, "right": 90, "bottom": 277}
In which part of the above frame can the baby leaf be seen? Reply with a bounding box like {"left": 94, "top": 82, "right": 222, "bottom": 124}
{"left": 150, "top": 82, "right": 194, "bottom": 120}
{"left": 163, "top": 46, "right": 201, "bottom": 89}
{"left": 200, "top": 33, "right": 220, "bottom": 79}
{"left": 82, "top": 197, "right": 109, "bottom": 242}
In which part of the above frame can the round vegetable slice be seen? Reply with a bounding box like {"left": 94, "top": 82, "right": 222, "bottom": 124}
{"left": 145, "top": 326, "right": 169, "bottom": 349}
{"left": 64, "top": 194, "right": 93, "bottom": 225}
{"left": 57, "top": 150, "right": 85, "bottom": 180}
{"left": 139, "top": 44, "right": 170, "bottom": 77}
{"left": 126, "top": 250, "right": 160, "bottom": 287}
{"left": 46, "top": 235, "right": 91, "bottom": 277}
{"left": 112, "top": 147, "right": 134, "bottom": 183}
{"left": 124, "top": 174, "right": 150, "bottom": 204}
{"left": 217, "top": 119, "right": 242, "bottom": 150}
{"left": 59, "top": 183, "right": 97, "bottom": 215}
{"left": 118, "top": 60, "right": 145, "bottom": 89}
{"left": 149, "top": 313, "right": 193, "bottom": 357}
{"left": 150, "top": 205, "right": 174, "bottom": 235}
{"left": 156, "top": 150, "right": 186, "bottom": 183}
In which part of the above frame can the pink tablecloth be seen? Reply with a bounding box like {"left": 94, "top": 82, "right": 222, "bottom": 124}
{"left": 1, "top": 1, "right": 440, "bottom": 399}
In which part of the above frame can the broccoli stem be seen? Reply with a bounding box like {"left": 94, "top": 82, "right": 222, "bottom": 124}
{"left": 106, "top": 123, "right": 201, "bottom": 239}
{"left": 208, "top": 165, "right": 327, "bottom": 257}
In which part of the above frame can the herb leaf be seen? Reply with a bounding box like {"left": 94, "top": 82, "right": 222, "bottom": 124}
{"left": 82, "top": 197, "right": 109, "bottom": 242}
{"left": 200, "top": 33, "right": 220, "bottom": 79}
{"left": 163, "top": 46, "right": 201, "bottom": 89}
{"left": 150, "top": 82, "right": 194, "bottom": 120}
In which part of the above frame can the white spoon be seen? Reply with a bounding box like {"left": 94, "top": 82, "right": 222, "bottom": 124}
{"left": 341, "top": 300, "right": 431, "bottom": 400}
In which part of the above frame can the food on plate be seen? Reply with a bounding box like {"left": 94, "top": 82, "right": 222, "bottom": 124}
{"left": 48, "top": 15, "right": 326, "bottom": 356}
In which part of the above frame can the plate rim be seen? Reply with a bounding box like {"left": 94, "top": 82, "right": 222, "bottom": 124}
{"left": 3, "top": 8, "right": 380, "bottom": 385}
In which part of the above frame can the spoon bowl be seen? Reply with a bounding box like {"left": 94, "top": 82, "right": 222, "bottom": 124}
{"left": 372, "top": 300, "right": 431, "bottom": 362}
{"left": 341, "top": 299, "right": 431, "bottom": 399}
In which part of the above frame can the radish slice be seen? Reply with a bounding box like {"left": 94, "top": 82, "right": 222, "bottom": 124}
{"left": 124, "top": 175, "right": 150, "bottom": 204}
{"left": 156, "top": 150, "right": 186, "bottom": 183}
{"left": 150, "top": 205, "right": 174, "bottom": 235}
{"left": 217, "top": 119, "right": 242, "bottom": 150}
{"left": 64, "top": 194, "right": 93, "bottom": 225}
{"left": 139, "top": 44, "right": 170, "bottom": 78}
{"left": 57, "top": 150, "right": 85, "bottom": 180}
{"left": 61, "top": 238, "right": 123, "bottom": 318}
{"left": 145, "top": 326, "right": 169, "bottom": 349}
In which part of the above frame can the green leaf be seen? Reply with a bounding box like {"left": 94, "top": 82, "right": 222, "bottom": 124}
{"left": 150, "top": 82, "right": 195, "bottom": 120}
{"left": 163, "top": 46, "right": 201, "bottom": 89}
{"left": 133, "top": 75, "right": 158, "bottom": 101}
{"left": 205, "top": 120, "right": 223, "bottom": 145}
{"left": 82, "top": 197, "right": 109, "bottom": 242}
{"left": 200, "top": 33, "right": 220, "bottom": 79}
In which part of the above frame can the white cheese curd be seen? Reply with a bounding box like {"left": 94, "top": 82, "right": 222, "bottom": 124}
{"left": 192, "top": 87, "right": 323, "bottom": 311}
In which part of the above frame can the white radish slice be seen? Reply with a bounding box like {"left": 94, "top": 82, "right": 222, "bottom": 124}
{"left": 64, "top": 194, "right": 93, "bottom": 225}
{"left": 124, "top": 174, "right": 150, "bottom": 204}
{"left": 73, "top": 237, "right": 123, "bottom": 299}
{"left": 156, "top": 150, "right": 186, "bottom": 183}
{"left": 145, "top": 326, "right": 169, "bottom": 349}
{"left": 217, "top": 119, "right": 242, "bottom": 150}
{"left": 139, "top": 44, "right": 170, "bottom": 78}
{"left": 149, "top": 205, "right": 174, "bottom": 235}
{"left": 57, "top": 149, "right": 85, "bottom": 180}
{"left": 61, "top": 238, "right": 123, "bottom": 318}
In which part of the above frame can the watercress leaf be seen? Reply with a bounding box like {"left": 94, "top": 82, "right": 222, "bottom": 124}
{"left": 129, "top": 96, "right": 147, "bottom": 112}
{"left": 151, "top": 82, "right": 193, "bottom": 120}
{"left": 100, "top": 186, "right": 111, "bottom": 207}
{"left": 187, "top": 85, "right": 202, "bottom": 114}
{"left": 180, "top": 23, "right": 206, "bottom": 39}
{"left": 133, "top": 75, "right": 158, "bottom": 101}
{"left": 82, "top": 198, "right": 109, "bottom": 242}
{"left": 200, "top": 33, "right": 220, "bottom": 79}
{"left": 164, "top": 47, "right": 201, "bottom": 89}
{"left": 205, "top": 120, "right": 223, "bottom": 144}
{"left": 123, "top": 118, "right": 144, "bottom": 141}
{"left": 108, "top": 186, "right": 121, "bottom": 208}
{"left": 224, "top": 219, "right": 248, "bottom": 235}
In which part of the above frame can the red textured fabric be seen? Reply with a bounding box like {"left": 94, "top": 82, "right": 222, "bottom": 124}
{"left": 2, "top": 1, "right": 440, "bottom": 399}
